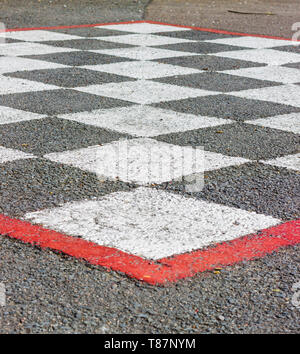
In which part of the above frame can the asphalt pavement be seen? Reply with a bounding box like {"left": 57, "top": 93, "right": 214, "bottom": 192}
{"left": 0, "top": 0, "right": 299, "bottom": 334}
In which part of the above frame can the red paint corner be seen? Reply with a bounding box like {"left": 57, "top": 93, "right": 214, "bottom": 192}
{"left": 0, "top": 214, "right": 299, "bottom": 285}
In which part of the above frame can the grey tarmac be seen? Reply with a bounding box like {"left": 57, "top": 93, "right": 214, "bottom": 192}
{"left": 0, "top": 236, "right": 299, "bottom": 334}
{"left": 0, "top": 0, "right": 299, "bottom": 334}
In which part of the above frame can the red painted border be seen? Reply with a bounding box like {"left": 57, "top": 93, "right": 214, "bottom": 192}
{"left": 0, "top": 213, "right": 299, "bottom": 285}
{"left": 2, "top": 20, "right": 299, "bottom": 42}
{"left": 0, "top": 21, "right": 299, "bottom": 284}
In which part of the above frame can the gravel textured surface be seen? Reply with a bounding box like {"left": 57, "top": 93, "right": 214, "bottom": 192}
{"left": 0, "top": 236, "right": 299, "bottom": 334}
{"left": 0, "top": 0, "right": 299, "bottom": 334}
{"left": 0, "top": 158, "right": 136, "bottom": 217}
{"left": 154, "top": 122, "right": 299, "bottom": 160}
{"left": 0, "top": 0, "right": 150, "bottom": 29}
{"left": 0, "top": 117, "right": 132, "bottom": 155}
{"left": 145, "top": 0, "right": 300, "bottom": 38}
{"left": 155, "top": 162, "right": 300, "bottom": 221}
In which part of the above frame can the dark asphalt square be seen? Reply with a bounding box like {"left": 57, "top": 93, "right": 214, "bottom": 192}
{"left": 0, "top": 158, "right": 135, "bottom": 217}
{"left": 152, "top": 54, "right": 266, "bottom": 71}
{"left": 156, "top": 162, "right": 300, "bottom": 221}
{"left": 40, "top": 38, "right": 135, "bottom": 50}
{"left": 270, "top": 45, "right": 300, "bottom": 53}
{"left": 22, "top": 51, "right": 132, "bottom": 66}
{"left": 153, "top": 122, "right": 299, "bottom": 160}
{"left": 0, "top": 89, "right": 133, "bottom": 115}
{"left": 282, "top": 62, "right": 300, "bottom": 69}
{"left": 51, "top": 27, "right": 134, "bottom": 37}
{"left": 5, "top": 67, "right": 136, "bottom": 88}
{"left": 153, "top": 72, "right": 279, "bottom": 92}
{"left": 0, "top": 116, "right": 132, "bottom": 156}
{"left": 0, "top": 38, "right": 25, "bottom": 44}
{"left": 153, "top": 94, "right": 300, "bottom": 121}
{"left": 151, "top": 42, "right": 248, "bottom": 54}
{"left": 154, "top": 30, "right": 238, "bottom": 41}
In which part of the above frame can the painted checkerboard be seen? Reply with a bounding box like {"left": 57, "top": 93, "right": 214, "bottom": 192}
{"left": 0, "top": 21, "right": 299, "bottom": 284}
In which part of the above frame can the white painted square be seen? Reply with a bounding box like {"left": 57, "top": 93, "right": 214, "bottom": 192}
{"left": 0, "top": 146, "right": 35, "bottom": 164}
{"left": 245, "top": 113, "right": 300, "bottom": 134}
{"left": 0, "top": 56, "right": 68, "bottom": 74}
{"left": 92, "top": 46, "right": 197, "bottom": 60}
{"left": 59, "top": 105, "right": 233, "bottom": 136}
{"left": 262, "top": 153, "right": 300, "bottom": 171}
{"left": 75, "top": 80, "right": 218, "bottom": 104}
{"left": 0, "top": 42, "right": 78, "bottom": 56}
{"left": 213, "top": 49, "right": 300, "bottom": 65}
{"left": 44, "top": 138, "right": 248, "bottom": 185}
{"left": 0, "top": 106, "right": 45, "bottom": 125}
{"left": 96, "top": 34, "right": 195, "bottom": 46}
{"left": 222, "top": 65, "right": 300, "bottom": 84}
{"left": 205, "top": 36, "right": 296, "bottom": 49}
{"left": 24, "top": 187, "right": 280, "bottom": 259}
{"left": 84, "top": 60, "right": 201, "bottom": 79}
{"left": 0, "top": 75, "right": 58, "bottom": 95}
{"left": 230, "top": 84, "right": 300, "bottom": 107}
{"left": 44, "top": 138, "right": 206, "bottom": 184}
{"left": 2, "top": 30, "right": 82, "bottom": 42}
{"left": 98, "top": 22, "right": 190, "bottom": 34}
